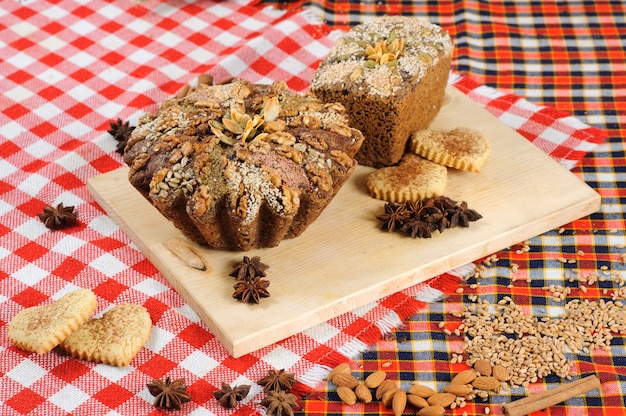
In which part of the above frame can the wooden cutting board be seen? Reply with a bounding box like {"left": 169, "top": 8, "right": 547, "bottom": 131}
{"left": 88, "top": 87, "right": 600, "bottom": 357}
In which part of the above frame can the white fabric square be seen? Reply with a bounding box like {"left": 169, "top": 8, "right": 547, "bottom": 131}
{"left": 179, "top": 350, "right": 220, "bottom": 377}
{"left": 51, "top": 235, "right": 87, "bottom": 256}
{"left": 261, "top": 346, "right": 301, "bottom": 370}
{"left": 13, "top": 263, "right": 49, "bottom": 286}
{"left": 6, "top": 360, "right": 48, "bottom": 387}
{"left": 89, "top": 252, "right": 128, "bottom": 277}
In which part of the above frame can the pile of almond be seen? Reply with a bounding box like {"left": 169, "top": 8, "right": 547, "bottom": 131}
{"left": 326, "top": 359, "right": 510, "bottom": 415}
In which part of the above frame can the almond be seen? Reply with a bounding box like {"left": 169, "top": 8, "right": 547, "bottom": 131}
{"left": 442, "top": 383, "right": 473, "bottom": 396}
{"left": 474, "top": 359, "right": 493, "bottom": 376}
{"left": 381, "top": 388, "right": 400, "bottom": 407}
{"left": 426, "top": 392, "right": 456, "bottom": 407}
{"left": 451, "top": 369, "right": 477, "bottom": 385}
{"left": 355, "top": 383, "right": 372, "bottom": 403}
{"left": 337, "top": 386, "right": 357, "bottom": 405}
{"left": 332, "top": 372, "right": 359, "bottom": 389}
{"left": 492, "top": 364, "right": 511, "bottom": 381}
{"left": 327, "top": 362, "right": 351, "bottom": 381}
{"left": 376, "top": 379, "right": 398, "bottom": 400}
{"left": 407, "top": 393, "right": 429, "bottom": 409}
{"left": 418, "top": 405, "right": 445, "bottom": 416}
{"left": 364, "top": 370, "right": 387, "bottom": 388}
{"left": 472, "top": 376, "right": 501, "bottom": 391}
{"left": 392, "top": 389, "right": 407, "bottom": 416}
{"left": 408, "top": 383, "right": 436, "bottom": 398}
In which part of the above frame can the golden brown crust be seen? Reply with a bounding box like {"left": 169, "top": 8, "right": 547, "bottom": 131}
{"left": 124, "top": 80, "right": 364, "bottom": 250}
{"left": 59, "top": 304, "right": 152, "bottom": 367}
{"left": 8, "top": 289, "right": 97, "bottom": 355}
{"left": 410, "top": 127, "right": 491, "bottom": 172}
{"left": 311, "top": 16, "right": 453, "bottom": 167}
{"left": 366, "top": 154, "right": 447, "bottom": 203}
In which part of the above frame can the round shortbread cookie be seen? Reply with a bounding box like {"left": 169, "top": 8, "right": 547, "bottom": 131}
{"left": 409, "top": 127, "right": 491, "bottom": 172}
{"left": 59, "top": 304, "right": 152, "bottom": 367}
{"left": 8, "top": 289, "right": 97, "bottom": 355}
{"left": 366, "top": 153, "right": 447, "bottom": 203}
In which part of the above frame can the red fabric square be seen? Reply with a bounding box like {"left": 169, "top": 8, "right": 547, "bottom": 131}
{"left": 39, "top": 52, "right": 64, "bottom": 68}
{"left": 31, "top": 121, "right": 58, "bottom": 139}
{"left": 131, "top": 258, "right": 158, "bottom": 276}
{"left": 93, "top": 278, "right": 129, "bottom": 302}
{"left": 93, "top": 383, "right": 135, "bottom": 409}
{"left": 66, "top": 102, "right": 93, "bottom": 119}
{"left": 70, "top": 36, "right": 95, "bottom": 51}
{"left": 12, "top": 287, "right": 48, "bottom": 308}
{"left": 12, "top": 5, "right": 37, "bottom": 20}
{"left": 50, "top": 360, "right": 91, "bottom": 382}
{"left": 143, "top": 297, "right": 170, "bottom": 323}
{"left": 4, "top": 388, "right": 46, "bottom": 414}
{"left": 71, "top": 5, "right": 96, "bottom": 19}
{"left": 38, "top": 85, "right": 64, "bottom": 101}
{"left": 91, "top": 237, "right": 127, "bottom": 252}
{"left": 69, "top": 67, "right": 95, "bottom": 83}
{"left": 99, "top": 85, "right": 125, "bottom": 100}
{"left": 2, "top": 103, "right": 30, "bottom": 120}
{"left": 18, "top": 199, "right": 48, "bottom": 216}
{"left": 338, "top": 317, "right": 371, "bottom": 338}
{"left": 222, "top": 354, "right": 259, "bottom": 374}
{"left": 90, "top": 154, "right": 122, "bottom": 173}
{"left": 127, "top": 94, "right": 156, "bottom": 109}
{"left": 188, "top": 378, "right": 214, "bottom": 405}
{"left": 100, "top": 20, "right": 124, "bottom": 34}
{"left": 53, "top": 257, "right": 86, "bottom": 281}
{"left": 138, "top": 355, "right": 177, "bottom": 378}
{"left": 23, "top": 159, "right": 49, "bottom": 173}
{"left": 53, "top": 172, "right": 84, "bottom": 189}
{"left": 14, "top": 241, "right": 48, "bottom": 262}
{"left": 6, "top": 69, "right": 34, "bottom": 84}
{"left": 177, "top": 323, "right": 213, "bottom": 349}
{"left": 0, "top": 140, "right": 21, "bottom": 158}
{"left": 41, "top": 21, "right": 65, "bottom": 35}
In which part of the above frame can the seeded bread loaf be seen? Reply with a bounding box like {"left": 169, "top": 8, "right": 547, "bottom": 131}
{"left": 124, "top": 80, "right": 364, "bottom": 251}
{"left": 311, "top": 16, "right": 453, "bottom": 167}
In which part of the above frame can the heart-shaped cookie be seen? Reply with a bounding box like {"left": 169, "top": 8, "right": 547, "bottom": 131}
{"left": 366, "top": 153, "right": 447, "bottom": 203}
{"left": 410, "top": 127, "right": 491, "bottom": 172}
{"left": 8, "top": 289, "right": 97, "bottom": 355}
{"left": 59, "top": 304, "right": 152, "bottom": 367}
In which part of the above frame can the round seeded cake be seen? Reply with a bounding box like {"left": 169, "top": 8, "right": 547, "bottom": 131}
{"left": 123, "top": 80, "right": 364, "bottom": 250}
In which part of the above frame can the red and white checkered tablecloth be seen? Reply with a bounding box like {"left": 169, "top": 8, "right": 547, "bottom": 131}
{"left": 0, "top": 0, "right": 607, "bottom": 414}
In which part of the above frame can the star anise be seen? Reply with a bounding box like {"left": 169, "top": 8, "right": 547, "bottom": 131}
{"left": 430, "top": 195, "right": 458, "bottom": 211}
{"left": 229, "top": 255, "right": 270, "bottom": 280}
{"left": 107, "top": 117, "right": 135, "bottom": 154}
{"left": 38, "top": 203, "right": 77, "bottom": 229}
{"left": 376, "top": 202, "right": 410, "bottom": 232}
{"left": 447, "top": 200, "right": 483, "bottom": 228}
{"left": 147, "top": 377, "right": 192, "bottom": 410}
{"left": 261, "top": 390, "right": 299, "bottom": 416}
{"left": 258, "top": 369, "right": 297, "bottom": 393}
{"left": 233, "top": 276, "right": 270, "bottom": 304}
{"left": 401, "top": 218, "right": 434, "bottom": 238}
{"left": 213, "top": 382, "right": 251, "bottom": 408}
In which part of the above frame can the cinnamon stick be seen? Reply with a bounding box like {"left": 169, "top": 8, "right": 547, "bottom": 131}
{"left": 502, "top": 375, "right": 601, "bottom": 416}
